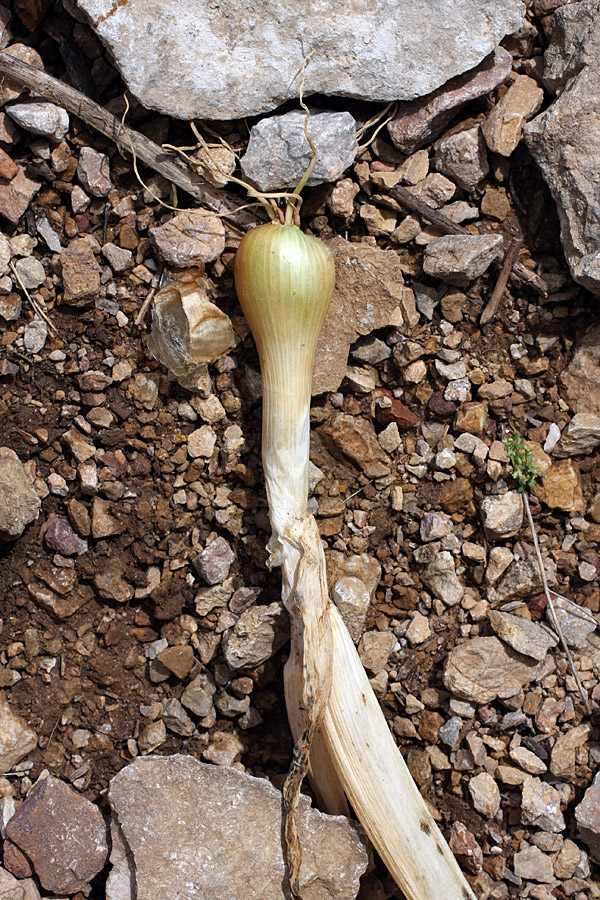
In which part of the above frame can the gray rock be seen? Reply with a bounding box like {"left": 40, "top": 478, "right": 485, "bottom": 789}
{"left": 192, "top": 536, "right": 235, "bottom": 585}
{"left": 438, "top": 715, "right": 463, "bottom": 748}
{"left": 108, "top": 755, "right": 368, "bottom": 900}
{"left": 330, "top": 576, "right": 370, "bottom": 643}
{"left": 223, "top": 601, "right": 289, "bottom": 669}
{"left": 443, "top": 636, "right": 539, "bottom": 704}
{"left": 241, "top": 110, "right": 358, "bottom": 191}
{"left": 6, "top": 99, "right": 69, "bottom": 142}
{"left": 14, "top": 256, "right": 44, "bottom": 290}
{"left": 552, "top": 594, "right": 597, "bottom": 648}
{"left": 358, "top": 630, "right": 396, "bottom": 675}
{"left": 417, "top": 546, "right": 464, "bottom": 606}
{"left": 420, "top": 511, "right": 453, "bottom": 542}
{"left": 524, "top": 0, "right": 600, "bottom": 294}
{"left": 387, "top": 47, "right": 513, "bottom": 153}
{"left": 6, "top": 775, "right": 109, "bottom": 894}
{"left": 489, "top": 610, "right": 558, "bottom": 661}
{"left": 181, "top": 673, "right": 217, "bottom": 719}
{"left": 479, "top": 491, "right": 523, "bottom": 540}
{"left": 23, "top": 317, "right": 48, "bottom": 354}
{"left": 0, "top": 693, "right": 37, "bottom": 774}
{"left": 492, "top": 550, "right": 557, "bottom": 603}
{"left": 521, "top": 776, "right": 565, "bottom": 833}
{"left": 75, "top": 0, "right": 525, "bottom": 120}
{"left": 576, "top": 771, "right": 600, "bottom": 862}
{"left": 481, "top": 74, "right": 543, "bottom": 156}
{"left": 161, "top": 698, "right": 195, "bottom": 737}
{"left": 423, "top": 234, "right": 503, "bottom": 287}
{"left": 560, "top": 323, "right": 600, "bottom": 416}
{"left": 149, "top": 210, "right": 225, "bottom": 267}
{"left": 553, "top": 413, "right": 600, "bottom": 457}
{"left": 77, "top": 146, "right": 112, "bottom": 197}
{"left": 0, "top": 447, "right": 41, "bottom": 541}
{"left": 103, "top": 242, "right": 133, "bottom": 273}
{"left": 468, "top": 772, "right": 500, "bottom": 818}
{"left": 434, "top": 126, "right": 489, "bottom": 192}
{"left": 513, "top": 844, "right": 555, "bottom": 883}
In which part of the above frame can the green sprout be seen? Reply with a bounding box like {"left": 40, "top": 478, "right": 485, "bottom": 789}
{"left": 503, "top": 432, "right": 539, "bottom": 492}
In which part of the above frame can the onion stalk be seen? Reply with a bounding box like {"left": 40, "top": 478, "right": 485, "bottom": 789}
{"left": 234, "top": 218, "right": 477, "bottom": 900}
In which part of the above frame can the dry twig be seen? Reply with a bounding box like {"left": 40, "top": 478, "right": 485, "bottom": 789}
{"left": 480, "top": 236, "right": 522, "bottom": 325}
{"left": 0, "top": 51, "right": 257, "bottom": 232}
{"left": 9, "top": 259, "right": 57, "bottom": 334}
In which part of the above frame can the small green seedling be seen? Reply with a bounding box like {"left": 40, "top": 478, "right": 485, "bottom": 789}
{"left": 503, "top": 432, "right": 539, "bottom": 492}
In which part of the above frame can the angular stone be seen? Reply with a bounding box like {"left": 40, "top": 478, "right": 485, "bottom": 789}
{"left": 553, "top": 595, "right": 597, "bottom": 648}
{"left": 241, "top": 109, "right": 357, "bottom": 191}
{"left": 358, "top": 630, "right": 396, "bottom": 675}
{"left": 479, "top": 491, "right": 523, "bottom": 541}
{"left": 443, "top": 636, "right": 539, "bottom": 704}
{"left": 0, "top": 166, "right": 40, "bottom": 225}
{"left": 0, "top": 868, "right": 41, "bottom": 900}
{"left": 0, "top": 45, "right": 44, "bottom": 104}
{"left": 192, "top": 536, "right": 235, "bottom": 585}
{"left": 109, "top": 755, "right": 367, "bottom": 900}
{"left": 524, "top": 0, "right": 600, "bottom": 294}
{"left": 434, "top": 126, "right": 489, "bottom": 192}
{"left": 6, "top": 100, "right": 69, "bottom": 142}
{"left": 76, "top": 0, "right": 524, "bottom": 119}
{"left": 44, "top": 517, "right": 86, "bottom": 556}
{"left": 407, "top": 173, "right": 455, "bottom": 208}
{"left": 440, "top": 477, "right": 474, "bottom": 513}
{"left": 554, "top": 413, "right": 600, "bottom": 457}
{"left": 423, "top": 234, "right": 503, "bottom": 287}
{"left": 560, "top": 324, "right": 600, "bottom": 416}
{"left": 149, "top": 210, "right": 225, "bottom": 266}
{"left": 388, "top": 47, "right": 513, "bottom": 153}
{"left": 521, "top": 776, "right": 565, "bottom": 833}
{"left": 6, "top": 776, "right": 109, "bottom": 894}
{"left": 181, "top": 673, "right": 216, "bottom": 718}
{"left": 61, "top": 237, "right": 100, "bottom": 306}
{"left": 448, "top": 822, "right": 483, "bottom": 874}
{"left": 405, "top": 611, "right": 431, "bottom": 646}
{"left": 0, "top": 693, "right": 37, "bottom": 774}
{"left": 223, "top": 601, "right": 289, "bottom": 669}
{"left": 416, "top": 545, "right": 464, "bottom": 606}
{"left": 187, "top": 425, "right": 217, "bottom": 459}
{"left": 330, "top": 577, "right": 370, "bottom": 643}
{"left": 314, "top": 238, "right": 414, "bottom": 394}
{"left": 468, "top": 772, "right": 500, "bottom": 818}
{"left": 492, "top": 551, "right": 557, "bottom": 603}
{"left": 551, "top": 724, "right": 591, "bottom": 778}
{"left": 576, "top": 771, "right": 600, "bottom": 862}
{"left": 509, "top": 745, "right": 547, "bottom": 775}
{"left": 77, "top": 146, "right": 112, "bottom": 197}
{"left": 553, "top": 839, "right": 583, "bottom": 880}
{"left": 14, "top": 256, "right": 44, "bottom": 290}
{"left": 535, "top": 459, "right": 584, "bottom": 512}
{"left": 103, "top": 242, "right": 133, "bottom": 273}
{"left": 482, "top": 74, "right": 543, "bottom": 156}
{"left": 489, "top": 610, "right": 558, "bottom": 662}
{"left": 320, "top": 412, "right": 389, "bottom": 475}
{"left": 513, "top": 844, "right": 555, "bottom": 883}
{"left": 0, "top": 447, "right": 41, "bottom": 541}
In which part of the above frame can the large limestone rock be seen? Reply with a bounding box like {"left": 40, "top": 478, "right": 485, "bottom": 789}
{"left": 74, "top": 0, "right": 525, "bottom": 119}
{"left": 524, "top": 0, "right": 600, "bottom": 295}
{"left": 108, "top": 755, "right": 367, "bottom": 900}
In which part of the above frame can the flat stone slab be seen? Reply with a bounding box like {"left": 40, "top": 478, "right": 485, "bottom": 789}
{"left": 108, "top": 755, "right": 368, "bottom": 900}
{"left": 74, "top": 0, "right": 525, "bottom": 119}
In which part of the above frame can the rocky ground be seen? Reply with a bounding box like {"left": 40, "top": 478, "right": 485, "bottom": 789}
{"left": 1, "top": 1, "right": 600, "bottom": 899}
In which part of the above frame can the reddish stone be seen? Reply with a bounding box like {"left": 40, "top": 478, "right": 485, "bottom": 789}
{"left": 528, "top": 593, "right": 548, "bottom": 621}
{"left": 448, "top": 822, "right": 483, "bottom": 874}
{"left": 418, "top": 710, "right": 444, "bottom": 744}
{"left": 5, "top": 776, "right": 109, "bottom": 895}
{"left": 374, "top": 389, "right": 419, "bottom": 429}
{"left": 44, "top": 517, "right": 86, "bottom": 556}
{"left": 3, "top": 838, "right": 33, "bottom": 878}
{"left": 428, "top": 391, "right": 457, "bottom": 417}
